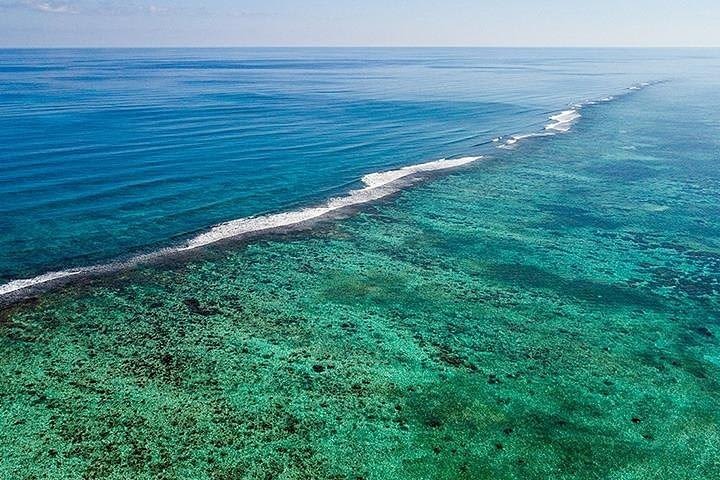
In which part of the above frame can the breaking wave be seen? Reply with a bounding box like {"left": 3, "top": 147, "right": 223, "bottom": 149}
{"left": 0, "top": 81, "right": 660, "bottom": 302}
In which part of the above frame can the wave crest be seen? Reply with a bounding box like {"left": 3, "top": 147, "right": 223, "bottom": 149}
{"left": 182, "top": 156, "right": 480, "bottom": 250}
{"left": 0, "top": 157, "right": 481, "bottom": 298}
{"left": 496, "top": 81, "right": 658, "bottom": 149}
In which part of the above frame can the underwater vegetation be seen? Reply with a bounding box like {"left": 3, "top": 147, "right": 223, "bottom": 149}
{"left": 1, "top": 81, "right": 720, "bottom": 479}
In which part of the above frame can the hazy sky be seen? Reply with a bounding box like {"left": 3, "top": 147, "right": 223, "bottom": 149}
{"left": 1, "top": 0, "right": 719, "bottom": 47}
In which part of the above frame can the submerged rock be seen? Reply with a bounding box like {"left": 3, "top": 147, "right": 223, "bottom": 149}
{"left": 183, "top": 298, "right": 219, "bottom": 316}
{"left": 694, "top": 326, "right": 714, "bottom": 338}
{"left": 425, "top": 416, "right": 443, "bottom": 428}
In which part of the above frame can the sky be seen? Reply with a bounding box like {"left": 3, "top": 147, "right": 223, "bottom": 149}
{"left": 0, "top": 0, "right": 719, "bottom": 48}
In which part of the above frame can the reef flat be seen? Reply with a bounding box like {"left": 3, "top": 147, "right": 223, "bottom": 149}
{"left": 1, "top": 81, "right": 719, "bottom": 479}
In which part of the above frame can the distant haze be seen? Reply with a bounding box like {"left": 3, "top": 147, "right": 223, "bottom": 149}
{"left": 0, "top": 0, "right": 719, "bottom": 47}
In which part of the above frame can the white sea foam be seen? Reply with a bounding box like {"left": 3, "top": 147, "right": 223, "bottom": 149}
{"left": 361, "top": 157, "right": 478, "bottom": 188}
{"left": 545, "top": 109, "right": 582, "bottom": 132}
{"left": 0, "top": 156, "right": 481, "bottom": 298}
{"left": 0, "top": 270, "right": 85, "bottom": 296}
{"left": 498, "top": 106, "right": 584, "bottom": 150}
{"left": 495, "top": 81, "right": 658, "bottom": 152}
{"left": 181, "top": 156, "right": 480, "bottom": 250}
{"left": 498, "top": 132, "right": 555, "bottom": 149}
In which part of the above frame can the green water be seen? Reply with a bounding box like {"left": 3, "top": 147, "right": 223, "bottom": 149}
{"left": 1, "top": 87, "right": 719, "bottom": 479}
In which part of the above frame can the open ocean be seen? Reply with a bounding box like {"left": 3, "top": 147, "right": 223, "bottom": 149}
{"left": 1, "top": 48, "right": 719, "bottom": 478}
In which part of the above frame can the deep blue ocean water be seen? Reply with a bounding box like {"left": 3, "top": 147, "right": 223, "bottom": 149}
{"left": 0, "top": 48, "right": 718, "bottom": 284}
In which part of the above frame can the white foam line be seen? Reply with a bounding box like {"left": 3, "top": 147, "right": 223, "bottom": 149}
{"left": 545, "top": 109, "right": 582, "bottom": 133}
{"left": 499, "top": 104, "right": 582, "bottom": 150}
{"left": 180, "top": 156, "right": 481, "bottom": 250}
{"left": 497, "top": 80, "right": 659, "bottom": 150}
{"left": 498, "top": 132, "right": 555, "bottom": 149}
{"left": 0, "top": 156, "right": 482, "bottom": 297}
{"left": 361, "top": 156, "right": 478, "bottom": 189}
{"left": 0, "top": 270, "right": 85, "bottom": 296}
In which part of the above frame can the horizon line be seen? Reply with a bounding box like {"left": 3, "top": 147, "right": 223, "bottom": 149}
{"left": 1, "top": 45, "right": 719, "bottom": 49}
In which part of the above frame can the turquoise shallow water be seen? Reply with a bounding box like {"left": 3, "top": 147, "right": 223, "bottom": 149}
{"left": 1, "top": 56, "right": 719, "bottom": 478}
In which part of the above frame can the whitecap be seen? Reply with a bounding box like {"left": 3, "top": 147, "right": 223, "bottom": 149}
{"left": 182, "top": 156, "right": 481, "bottom": 250}
{"left": 544, "top": 109, "right": 582, "bottom": 132}
{"left": 0, "top": 156, "right": 482, "bottom": 298}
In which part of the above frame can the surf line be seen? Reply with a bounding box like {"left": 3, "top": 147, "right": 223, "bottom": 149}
{"left": 494, "top": 81, "right": 658, "bottom": 150}
{"left": 0, "top": 81, "right": 662, "bottom": 301}
{"left": 0, "top": 156, "right": 481, "bottom": 300}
